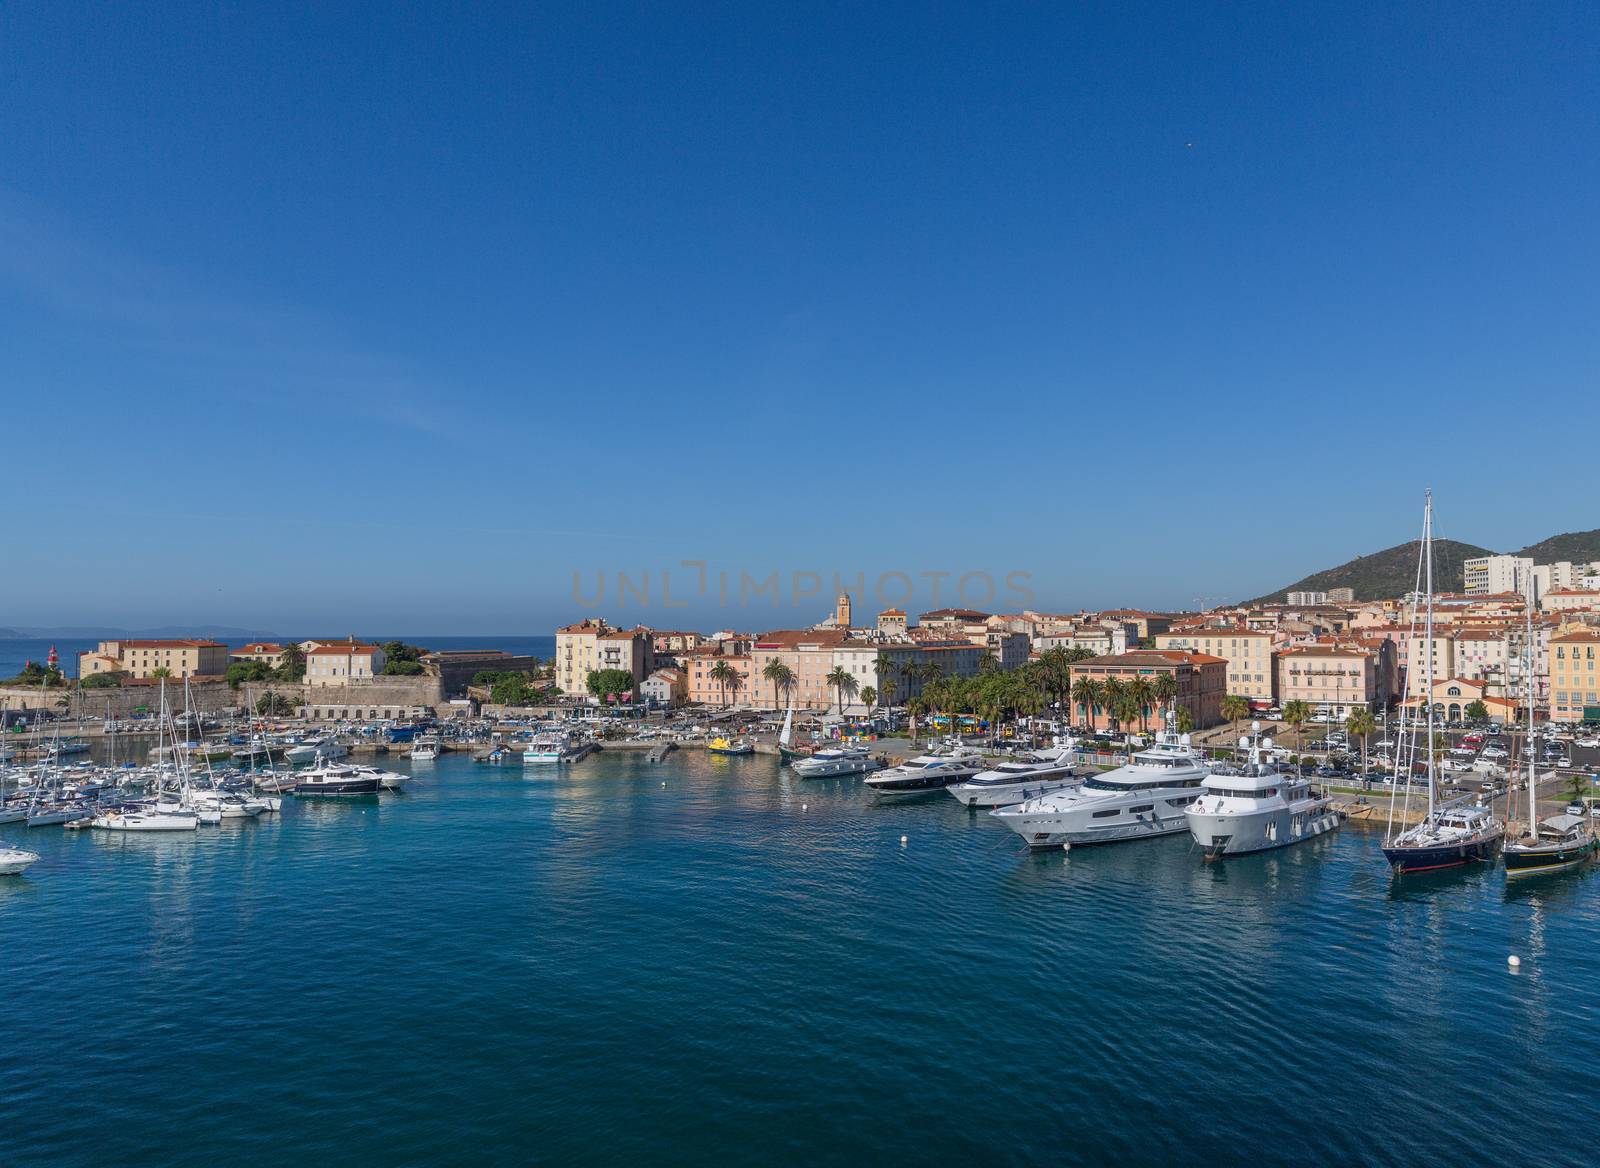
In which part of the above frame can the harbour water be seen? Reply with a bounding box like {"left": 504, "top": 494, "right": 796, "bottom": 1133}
{"left": 2, "top": 748, "right": 1596, "bottom": 1166}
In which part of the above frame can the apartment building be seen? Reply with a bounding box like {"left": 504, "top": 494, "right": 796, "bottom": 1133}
{"left": 79, "top": 639, "right": 230, "bottom": 680}
{"left": 1067, "top": 650, "right": 1226, "bottom": 731}
{"left": 305, "top": 641, "right": 387, "bottom": 687}
{"left": 1275, "top": 645, "right": 1382, "bottom": 720}
{"left": 1153, "top": 627, "right": 1278, "bottom": 706}
{"left": 1549, "top": 627, "right": 1600, "bottom": 723}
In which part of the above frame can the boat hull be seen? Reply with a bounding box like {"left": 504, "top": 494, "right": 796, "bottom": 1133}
{"left": 948, "top": 775, "right": 1080, "bottom": 809}
{"left": 1504, "top": 836, "right": 1597, "bottom": 877}
{"left": 293, "top": 778, "right": 381, "bottom": 796}
{"left": 1382, "top": 834, "right": 1502, "bottom": 874}
{"left": 0, "top": 848, "right": 40, "bottom": 874}
{"left": 1186, "top": 806, "right": 1345, "bottom": 858}
{"left": 993, "top": 804, "right": 1191, "bottom": 848}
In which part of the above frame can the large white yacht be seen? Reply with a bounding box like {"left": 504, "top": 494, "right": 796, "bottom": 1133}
{"left": 991, "top": 716, "right": 1208, "bottom": 848}
{"left": 1184, "top": 728, "right": 1345, "bottom": 857}
{"left": 523, "top": 730, "right": 596, "bottom": 765}
{"left": 792, "top": 745, "right": 882, "bottom": 778}
{"left": 864, "top": 746, "right": 986, "bottom": 800}
{"left": 947, "top": 743, "right": 1087, "bottom": 809}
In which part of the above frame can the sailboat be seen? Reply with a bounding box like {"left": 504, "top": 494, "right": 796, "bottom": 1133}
{"left": 1382, "top": 491, "right": 1504, "bottom": 873}
{"left": 1505, "top": 586, "right": 1597, "bottom": 877}
{"left": 93, "top": 680, "right": 201, "bottom": 832}
{"left": 776, "top": 705, "right": 805, "bottom": 763}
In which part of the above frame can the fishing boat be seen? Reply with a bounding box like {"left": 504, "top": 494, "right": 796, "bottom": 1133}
{"left": 1382, "top": 492, "right": 1504, "bottom": 874}
{"left": 707, "top": 736, "right": 755, "bottom": 756}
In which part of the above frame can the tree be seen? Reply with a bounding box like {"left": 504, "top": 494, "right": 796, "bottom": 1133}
{"left": 150, "top": 667, "right": 173, "bottom": 680}
{"left": 1347, "top": 708, "right": 1377, "bottom": 777}
{"left": 1151, "top": 672, "right": 1179, "bottom": 716}
{"left": 1175, "top": 705, "right": 1195, "bottom": 735}
{"left": 586, "top": 668, "right": 635, "bottom": 702}
{"left": 1220, "top": 694, "right": 1251, "bottom": 740}
{"left": 276, "top": 644, "right": 306, "bottom": 682}
{"left": 1567, "top": 772, "right": 1591, "bottom": 806}
{"left": 826, "top": 666, "right": 859, "bottom": 716}
{"left": 709, "top": 660, "right": 737, "bottom": 708}
{"left": 1101, "top": 677, "right": 1128, "bottom": 734}
{"left": 1282, "top": 700, "right": 1311, "bottom": 748}
{"left": 491, "top": 676, "right": 534, "bottom": 706}
{"left": 226, "top": 660, "right": 274, "bottom": 690}
{"left": 762, "top": 659, "right": 796, "bottom": 711}
{"left": 860, "top": 685, "right": 877, "bottom": 712}
{"left": 1464, "top": 699, "right": 1489, "bottom": 723}
{"left": 81, "top": 671, "right": 123, "bottom": 689}
{"left": 878, "top": 676, "right": 898, "bottom": 710}
{"left": 256, "top": 690, "right": 295, "bottom": 716}
{"left": 1071, "top": 677, "right": 1101, "bottom": 730}
{"left": 905, "top": 696, "right": 927, "bottom": 742}
{"left": 874, "top": 653, "right": 898, "bottom": 706}
{"left": 1128, "top": 677, "right": 1155, "bottom": 733}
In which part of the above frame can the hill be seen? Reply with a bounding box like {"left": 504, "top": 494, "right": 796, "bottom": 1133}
{"left": 1246, "top": 538, "right": 1493, "bottom": 605}
{"left": 1516, "top": 529, "right": 1600, "bottom": 565}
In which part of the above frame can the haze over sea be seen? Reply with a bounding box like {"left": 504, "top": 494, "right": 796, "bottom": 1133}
{"left": 2, "top": 748, "right": 1595, "bottom": 1166}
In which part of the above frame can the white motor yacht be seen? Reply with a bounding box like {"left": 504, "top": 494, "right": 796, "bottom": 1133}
{"left": 410, "top": 734, "right": 441, "bottom": 762}
{"left": 992, "top": 716, "right": 1208, "bottom": 848}
{"left": 947, "top": 744, "right": 1087, "bottom": 808}
{"left": 523, "top": 731, "right": 596, "bottom": 765}
{"left": 864, "top": 747, "right": 986, "bottom": 799}
{"left": 92, "top": 801, "right": 201, "bottom": 831}
{"left": 792, "top": 745, "right": 881, "bottom": 778}
{"left": 293, "top": 764, "right": 383, "bottom": 796}
{"left": 0, "top": 846, "right": 41, "bottom": 875}
{"left": 1184, "top": 728, "right": 1345, "bottom": 857}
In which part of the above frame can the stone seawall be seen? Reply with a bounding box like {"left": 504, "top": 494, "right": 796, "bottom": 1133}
{"left": 0, "top": 674, "right": 446, "bottom": 719}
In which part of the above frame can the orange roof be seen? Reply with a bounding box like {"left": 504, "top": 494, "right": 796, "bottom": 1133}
{"left": 116, "top": 639, "right": 225, "bottom": 649}
{"left": 306, "top": 643, "right": 380, "bottom": 657}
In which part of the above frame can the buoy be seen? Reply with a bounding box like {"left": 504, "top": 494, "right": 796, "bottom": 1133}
{"left": 900, "top": 835, "right": 908, "bottom": 845}
{"left": 1508, "top": 955, "right": 1521, "bottom": 968}
{"left": 802, "top": 803, "right": 807, "bottom": 810}
{"left": 661, "top": 781, "right": 666, "bottom": 787}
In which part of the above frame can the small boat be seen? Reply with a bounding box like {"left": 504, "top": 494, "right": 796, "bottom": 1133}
{"left": 523, "top": 731, "right": 597, "bottom": 764}
{"left": 707, "top": 736, "right": 755, "bottom": 756}
{"left": 865, "top": 747, "right": 986, "bottom": 799}
{"left": 791, "top": 746, "right": 881, "bottom": 778}
{"left": 410, "top": 735, "right": 441, "bottom": 762}
{"left": 92, "top": 801, "right": 201, "bottom": 832}
{"left": 0, "top": 846, "right": 41, "bottom": 875}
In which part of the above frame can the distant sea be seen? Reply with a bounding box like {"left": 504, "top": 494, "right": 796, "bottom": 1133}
{"left": 0, "top": 636, "right": 557, "bottom": 680}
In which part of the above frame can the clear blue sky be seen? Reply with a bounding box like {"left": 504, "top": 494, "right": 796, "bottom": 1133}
{"left": 3, "top": 2, "right": 1597, "bottom": 633}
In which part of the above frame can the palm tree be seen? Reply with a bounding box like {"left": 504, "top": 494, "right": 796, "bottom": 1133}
{"left": 709, "top": 660, "right": 736, "bottom": 708}
{"left": 905, "top": 696, "right": 927, "bottom": 742}
{"left": 1282, "top": 699, "right": 1311, "bottom": 749}
{"left": 1346, "top": 708, "right": 1377, "bottom": 778}
{"left": 1128, "top": 677, "right": 1155, "bottom": 733}
{"left": 826, "top": 666, "right": 859, "bottom": 716}
{"left": 874, "top": 653, "right": 898, "bottom": 706}
{"left": 1220, "top": 694, "right": 1251, "bottom": 740}
{"left": 860, "top": 685, "right": 877, "bottom": 713}
{"left": 1151, "top": 673, "right": 1178, "bottom": 719}
{"left": 762, "top": 659, "right": 795, "bottom": 712}
{"left": 1175, "top": 705, "right": 1195, "bottom": 735}
{"left": 1071, "top": 677, "right": 1101, "bottom": 731}
{"left": 1101, "top": 677, "right": 1127, "bottom": 734}
{"left": 878, "top": 676, "right": 898, "bottom": 710}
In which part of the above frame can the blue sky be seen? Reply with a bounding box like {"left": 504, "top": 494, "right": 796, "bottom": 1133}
{"left": 2, "top": 2, "right": 1597, "bottom": 633}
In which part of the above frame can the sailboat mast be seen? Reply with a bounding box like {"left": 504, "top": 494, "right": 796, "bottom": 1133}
{"left": 1423, "top": 490, "right": 1436, "bottom": 819}
{"left": 1526, "top": 584, "right": 1537, "bottom": 837}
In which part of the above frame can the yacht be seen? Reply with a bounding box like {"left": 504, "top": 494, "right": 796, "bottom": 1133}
{"left": 410, "top": 735, "right": 441, "bottom": 762}
{"left": 991, "top": 717, "right": 1208, "bottom": 848}
{"left": 0, "top": 846, "right": 40, "bottom": 875}
{"left": 92, "top": 800, "right": 201, "bottom": 832}
{"left": 947, "top": 744, "right": 1087, "bottom": 808}
{"left": 863, "top": 747, "right": 986, "bottom": 799}
{"left": 1504, "top": 813, "right": 1597, "bottom": 878}
{"left": 293, "top": 764, "right": 382, "bottom": 796}
{"left": 1382, "top": 493, "right": 1504, "bottom": 874}
{"left": 523, "top": 731, "right": 597, "bottom": 765}
{"left": 1184, "top": 728, "right": 1345, "bottom": 857}
{"left": 792, "top": 745, "right": 881, "bottom": 778}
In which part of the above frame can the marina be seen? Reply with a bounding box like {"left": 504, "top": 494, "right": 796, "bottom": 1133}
{"left": 1, "top": 744, "right": 1597, "bottom": 1166}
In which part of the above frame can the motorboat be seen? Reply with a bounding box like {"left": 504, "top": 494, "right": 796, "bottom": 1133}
{"left": 792, "top": 745, "right": 881, "bottom": 778}
{"left": 863, "top": 747, "right": 986, "bottom": 799}
{"left": 523, "top": 731, "right": 597, "bottom": 765}
{"left": 293, "top": 764, "right": 382, "bottom": 796}
{"left": 0, "top": 846, "right": 40, "bottom": 875}
{"left": 947, "top": 744, "right": 1087, "bottom": 808}
{"left": 410, "top": 735, "right": 441, "bottom": 762}
{"left": 707, "top": 736, "right": 755, "bottom": 756}
{"left": 991, "top": 714, "right": 1209, "bottom": 848}
{"left": 1184, "top": 727, "right": 1345, "bottom": 858}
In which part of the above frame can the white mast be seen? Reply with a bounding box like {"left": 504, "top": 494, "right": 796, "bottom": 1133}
{"left": 1423, "top": 490, "right": 1436, "bottom": 820}
{"left": 1526, "top": 580, "right": 1537, "bottom": 838}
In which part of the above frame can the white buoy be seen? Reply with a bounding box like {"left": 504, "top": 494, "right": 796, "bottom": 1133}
{"left": 802, "top": 803, "right": 807, "bottom": 810}
{"left": 900, "top": 835, "right": 908, "bottom": 845}
{"left": 661, "top": 781, "right": 666, "bottom": 787}
{"left": 1508, "top": 955, "right": 1521, "bottom": 968}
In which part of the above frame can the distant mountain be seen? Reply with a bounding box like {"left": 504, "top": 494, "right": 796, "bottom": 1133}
{"left": 1516, "top": 529, "right": 1600, "bottom": 565}
{"left": 1246, "top": 538, "right": 1493, "bottom": 605}
{"left": 11, "top": 625, "right": 282, "bottom": 640}
{"left": 0, "top": 628, "right": 23, "bottom": 638}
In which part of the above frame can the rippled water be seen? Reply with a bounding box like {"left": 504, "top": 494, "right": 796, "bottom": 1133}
{"left": 2, "top": 750, "right": 1595, "bottom": 1166}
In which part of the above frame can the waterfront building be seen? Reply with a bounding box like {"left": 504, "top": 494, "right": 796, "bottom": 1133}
{"left": 306, "top": 641, "right": 387, "bottom": 687}
{"left": 1154, "top": 626, "right": 1279, "bottom": 707}
{"left": 1549, "top": 626, "right": 1600, "bottom": 723}
{"left": 1068, "top": 650, "right": 1225, "bottom": 731}
{"left": 685, "top": 649, "right": 752, "bottom": 706}
{"left": 230, "top": 642, "right": 288, "bottom": 668}
{"left": 1275, "top": 644, "right": 1385, "bottom": 720}
{"left": 1401, "top": 676, "right": 1518, "bottom": 723}
{"left": 640, "top": 667, "right": 687, "bottom": 707}
{"left": 79, "top": 638, "right": 229, "bottom": 680}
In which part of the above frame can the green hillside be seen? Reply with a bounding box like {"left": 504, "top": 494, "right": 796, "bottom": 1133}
{"left": 1246, "top": 538, "right": 1493, "bottom": 605}
{"left": 1516, "top": 530, "right": 1600, "bottom": 564}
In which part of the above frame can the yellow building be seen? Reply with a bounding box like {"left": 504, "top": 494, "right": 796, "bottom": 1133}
{"left": 79, "top": 639, "right": 230, "bottom": 680}
{"left": 1549, "top": 627, "right": 1600, "bottom": 723}
{"left": 1154, "top": 627, "right": 1277, "bottom": 704}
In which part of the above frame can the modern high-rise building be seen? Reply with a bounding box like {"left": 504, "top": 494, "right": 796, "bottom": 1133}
{"left": 1463, "top": 554, "right": 1533, "bottom": 597}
